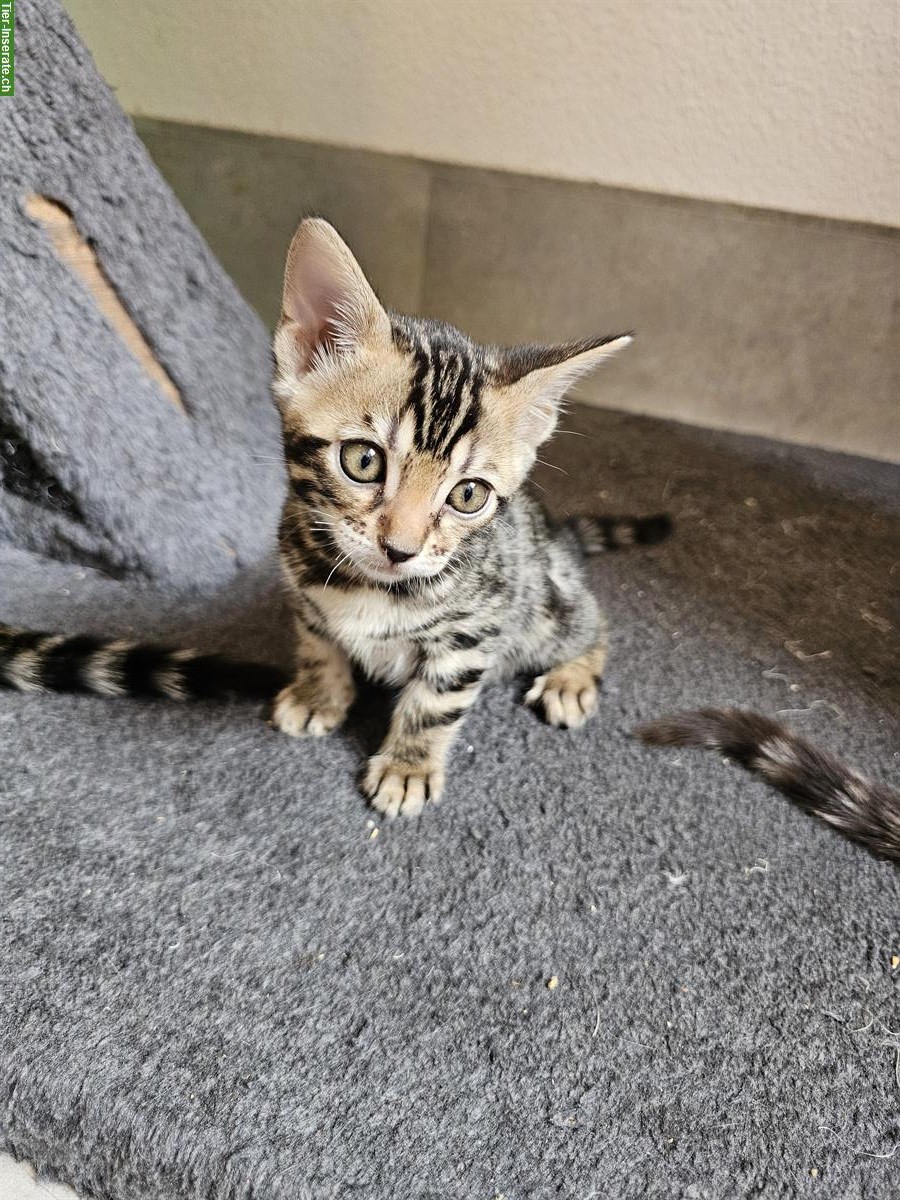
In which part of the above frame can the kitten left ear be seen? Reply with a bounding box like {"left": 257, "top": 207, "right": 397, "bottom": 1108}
{"left": 497, "top": 334, "right": 633, "bottom": 447}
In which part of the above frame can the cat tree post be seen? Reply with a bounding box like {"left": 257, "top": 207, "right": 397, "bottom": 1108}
{"left": 0, "top": 0, "right": 283, "bottom": 587}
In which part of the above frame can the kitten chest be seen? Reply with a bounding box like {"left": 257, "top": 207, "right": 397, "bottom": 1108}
{"left": 303, "top": 584, "right": 432, "bottom": 686}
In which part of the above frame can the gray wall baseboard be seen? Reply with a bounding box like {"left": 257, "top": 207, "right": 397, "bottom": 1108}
{"left": 135, "top": 118, "right": 900, "bottom": 462}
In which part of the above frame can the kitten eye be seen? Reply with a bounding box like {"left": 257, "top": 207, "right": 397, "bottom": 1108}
{"left": 447, "top": 479, "right": 491, "bottom": 514}
{"left": 339, "top": 440, "right": 386, "bottom": 483}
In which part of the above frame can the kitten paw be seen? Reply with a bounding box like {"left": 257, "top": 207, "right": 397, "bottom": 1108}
{"left": 525, "top": 663, "right": 599, "bottom": 728}
{"left": 271, "top": 683, "right": 350, "bottom": 738}
{"left": 363, "top": 755, "right": 445, "bottom": 818}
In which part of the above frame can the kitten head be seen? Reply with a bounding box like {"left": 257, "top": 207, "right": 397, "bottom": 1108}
{"left": 273, "top": 218, "right": 630, "bottom": 586}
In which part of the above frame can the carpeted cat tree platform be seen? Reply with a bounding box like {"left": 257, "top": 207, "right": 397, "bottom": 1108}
{"left": 2, "top": 3, "right": 898, "bottom": 1198}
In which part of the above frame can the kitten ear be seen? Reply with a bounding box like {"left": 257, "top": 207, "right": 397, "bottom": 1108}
{"left": 275, "top": 218, "right": 391, "bottom": 377}
{"left": 497, "top": 334, "right": 633, "bottom": 447}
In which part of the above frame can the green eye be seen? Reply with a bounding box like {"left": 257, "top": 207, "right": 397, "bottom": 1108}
{"left": 447, "top": 479, "right": 491, "bottom": 514}
{"left": 339, "top": 441, "right": 386, "bottom": 483}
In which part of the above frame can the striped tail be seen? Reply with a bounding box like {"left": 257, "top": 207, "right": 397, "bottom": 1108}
{"left": 636, "top": 707, "right": 900, "bottom": 862}
{"left": 0, "top": 623, "right": 288, "bottom": 702}
{"left": 568, "top": 513, "right": 673, "bottom": 555}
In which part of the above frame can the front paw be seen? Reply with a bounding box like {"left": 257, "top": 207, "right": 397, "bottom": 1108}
{"left": 271, "top": 682, "right": 351, "bottom": 738}
{"left": 525, "top": 663, "right": 599, "bottom": 728}
{"left": 362, "top": 754, "right": 445, "bottom": 819}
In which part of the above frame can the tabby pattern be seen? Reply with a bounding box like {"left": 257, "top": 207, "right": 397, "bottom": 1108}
{"left": 0, "top": 623, "right": 286, "bottom": 700}
{"left": 270, "top": 218, "right": 668, "bottom": 816}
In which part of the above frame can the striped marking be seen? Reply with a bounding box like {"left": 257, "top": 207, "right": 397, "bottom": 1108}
{"left": 394, "top": 324, "right": 485, "bottom": 462}
{"left": 85, "top": 640, "right": 132, "bottom": 696}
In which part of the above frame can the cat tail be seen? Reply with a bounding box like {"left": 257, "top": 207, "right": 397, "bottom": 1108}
{"left": 0, "top": 623, "right": 289, "bottom": 702}
{"left": 635, "top": 707, "right": 900, "bottom": 862}
{"left": 567, "top": 513, "right": 672, "bottom": 554}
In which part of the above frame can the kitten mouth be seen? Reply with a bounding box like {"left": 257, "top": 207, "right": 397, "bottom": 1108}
{"left": 352, "top": 551, "right": 442, "bottom": 586}
{"left": 333, "top": 528, "right": 442, "bottom": 584}
{"left": 359, "top": 558, "right": 427, "bottom": 584}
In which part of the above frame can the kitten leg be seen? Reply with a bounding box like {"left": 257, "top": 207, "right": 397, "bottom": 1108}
{"left": 363, "top": 664, "right": 485, "bottom": 818}
{"left": 525, "top": 640, "right": 607, "bottom": 729}
{"left": 271, "top": 619, "right": 355, "bottom": 737}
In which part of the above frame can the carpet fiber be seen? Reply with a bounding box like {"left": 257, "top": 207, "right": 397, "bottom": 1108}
{"left": 2, "top": 3, "right": 899, "bottom": 1197}
{"left": 3, "top": 404, "right": 899, "bottom": 1199}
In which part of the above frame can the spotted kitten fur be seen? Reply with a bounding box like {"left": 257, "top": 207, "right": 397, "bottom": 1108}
{"left": 269, "top": 219, "right": 669, "bottom": 817}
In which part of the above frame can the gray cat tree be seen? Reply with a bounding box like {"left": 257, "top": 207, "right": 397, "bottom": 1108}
{"left": 1, "top": 0, "right": 282, "bottom": 586}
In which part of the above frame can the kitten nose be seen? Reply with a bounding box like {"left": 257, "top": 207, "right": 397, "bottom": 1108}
{"left": 383, "top": 541, "right": 417, "bottom": 564}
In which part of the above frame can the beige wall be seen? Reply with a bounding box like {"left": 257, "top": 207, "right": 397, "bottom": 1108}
{"left": 66, "top": 0, "right": 899, "bottom": 228}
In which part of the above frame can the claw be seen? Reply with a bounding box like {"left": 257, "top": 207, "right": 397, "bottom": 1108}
{"left": 363, "top": 757, "right": 444, "bottom": 818}
{"left": 271, "top": 683, "right": 348, "bottom": 738}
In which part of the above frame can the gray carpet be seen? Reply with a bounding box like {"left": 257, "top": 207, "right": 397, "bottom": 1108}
{"left": 3, "top": 404, "right": 900, "bottom": 1200}
{"left": 3, "top": 2, "right": 900, "bottom": 1198}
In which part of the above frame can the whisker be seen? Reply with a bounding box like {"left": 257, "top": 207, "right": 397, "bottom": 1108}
{"left": 323, "top": 552, "right": 351, "bottom": 590}
{"left": 536, "top": 458, "right": 569, "bottom": 476}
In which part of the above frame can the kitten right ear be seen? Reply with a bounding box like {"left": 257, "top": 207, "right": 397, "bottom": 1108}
{"left": 275, "top": 218, "right": 390, "bottom": 378}
{"left": 495, "top": 333, "right": 633, "bottom": 451}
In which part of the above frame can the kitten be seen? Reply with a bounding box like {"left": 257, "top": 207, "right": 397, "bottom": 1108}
{"left": 268, "top": 218, "right": 670, "bottom": 816}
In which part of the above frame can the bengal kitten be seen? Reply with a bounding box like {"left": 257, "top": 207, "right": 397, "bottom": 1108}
{"left": 267, "top": 219, "right": 899, "bottom": 847}
{"left": 269, "top": 219, "right": 668, "bottom": 817}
